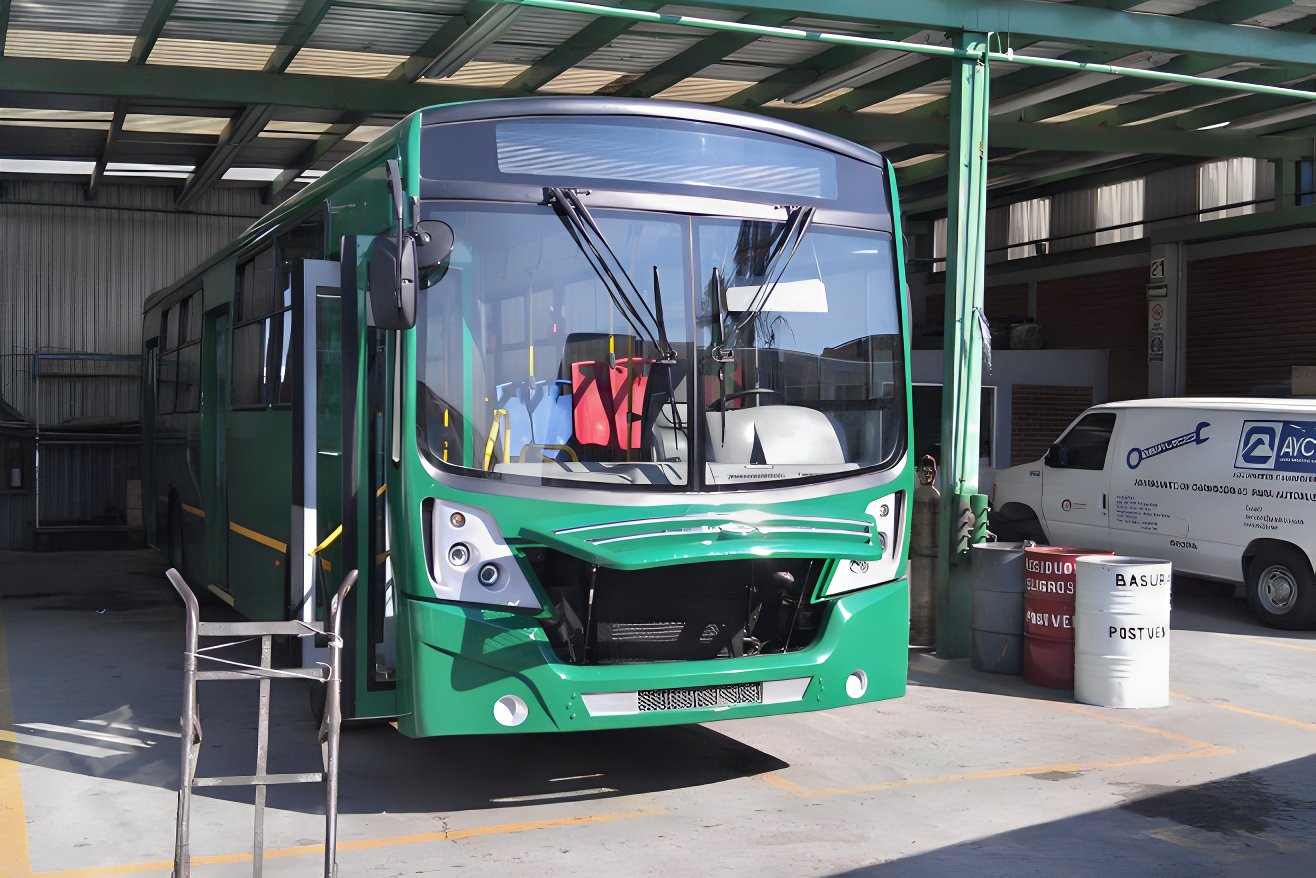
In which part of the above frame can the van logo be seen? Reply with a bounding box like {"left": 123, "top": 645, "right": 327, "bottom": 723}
{"left": 1236, "top": 420, "right": 1316, "bottom": 473}
{"left": 1126, "top": 421, "right": 1209, "bottom": 469}
{"left": 1238, "top": 424, "right": 1277, "bottom": 466}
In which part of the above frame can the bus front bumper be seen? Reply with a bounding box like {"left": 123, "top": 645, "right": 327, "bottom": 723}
{"left": 394, "top": 579, "right": 909, "bottom": 737}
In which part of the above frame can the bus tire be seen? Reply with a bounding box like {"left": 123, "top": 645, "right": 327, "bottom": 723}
{"left": 1246, "top": 544, "right": 1316, "bottom": 630}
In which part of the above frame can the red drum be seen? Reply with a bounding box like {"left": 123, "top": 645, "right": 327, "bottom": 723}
{"left": 1023, "top": 546, "right": 1109, "bottom": 689}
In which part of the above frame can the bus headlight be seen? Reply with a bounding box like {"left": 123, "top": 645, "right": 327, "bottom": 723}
{"left": 425, "top": 500, "right": 541, "bottom": 610}
{"left": 823, "top": 493, "right": 903, "bottom": 597}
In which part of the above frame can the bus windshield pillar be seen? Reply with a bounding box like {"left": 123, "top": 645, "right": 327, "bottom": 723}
{"left": 937, "top": 30, "right": 990, "bottom": 659}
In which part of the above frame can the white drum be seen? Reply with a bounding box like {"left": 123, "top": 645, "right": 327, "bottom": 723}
{"left": 1074, "top": 556, "right": 1172, "bottom": 709}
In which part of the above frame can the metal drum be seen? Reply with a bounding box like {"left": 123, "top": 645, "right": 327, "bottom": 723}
{"left": 970, "top": 542, "right": 1027, "bottom": 674}
{"left": 1074, "top": 556, "right": 1172, "bottom": 709}
{"left": 1023, "top": 546, "right": 1107, "bottom": 689}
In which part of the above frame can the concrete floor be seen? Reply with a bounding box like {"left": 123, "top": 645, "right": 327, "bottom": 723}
{"left": 1, "top": 550, "right": 1314, "bottom": 877}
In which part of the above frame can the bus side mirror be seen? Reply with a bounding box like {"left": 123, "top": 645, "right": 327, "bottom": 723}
{"left": 414, "top": 221, "right": 454, "bottom": 271}
{"left": 368, "top": 234, "right": 417, "bottom": 330}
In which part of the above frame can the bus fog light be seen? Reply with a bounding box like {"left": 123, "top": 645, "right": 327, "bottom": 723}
{"left": 448, "top": 543, "right": 470, "bottom": 567}
{"left": 493, "top": 695, "right": 528, "bottom": 727}
{"left": 845, "top": 669, "right": 868, "bottom": 699}
{"left": 478, "top": 563, "right": 501, "bottom": 587}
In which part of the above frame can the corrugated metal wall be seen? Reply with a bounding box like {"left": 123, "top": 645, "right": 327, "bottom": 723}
{"left": 0, "top": 181, "right": 262, "bottom": 423}
{"left": 0, "top": 181, "right": 264, "bottom": 547}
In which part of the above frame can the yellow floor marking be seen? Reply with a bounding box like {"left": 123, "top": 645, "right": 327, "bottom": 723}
{"left": 227, "top": 521, "right": 287, "bottom": 554}
{"left": 1253, "top": 638, "right": 1316, "bottom": 655}
{"left": 1214, "top": 703, "right": 1316, "bottom": 731}
{"left": 34, "top": 809, "right": 663, "bottom": 878}
{"left": 1169, "top": 691, "right": 1191, "bottom": 702}
{"left": 0, "top": 600, "right": 35, "bottom": 878}
{"left": 762, "top": 660, "right": 1232, "bottom": 799}
{"left": 179, "top": 504, "right": 205, "bottom": 520}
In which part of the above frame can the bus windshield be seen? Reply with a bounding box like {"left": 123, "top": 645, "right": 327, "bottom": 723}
{"left": 415, "top": 202, "right": 904, "bottom": 491}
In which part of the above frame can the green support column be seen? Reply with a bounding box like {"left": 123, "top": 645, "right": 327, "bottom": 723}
{"left": 937, "top": 31, "right": 990, "bottom": 658}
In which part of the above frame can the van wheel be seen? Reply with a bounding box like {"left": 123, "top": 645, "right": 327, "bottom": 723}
{"left": 1246, "top": 546, "right": 1316, "bottom": 630}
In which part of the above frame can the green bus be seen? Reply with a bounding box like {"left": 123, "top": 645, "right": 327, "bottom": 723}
{"left": 143, "top": 97, "right": 913, "bottom": 736}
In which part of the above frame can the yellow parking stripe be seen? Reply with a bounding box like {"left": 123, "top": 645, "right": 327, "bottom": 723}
{"left": 33, "top": 809, "right": 664, "bottom": 877}
{"left": 179, "top": 504, "right": 204, "bottom": 519}
{"left": 227, "top": 522, "right": 287, "bottom": 554}
{"left": 0, "top": 600, "right": 34, "bottom": 878}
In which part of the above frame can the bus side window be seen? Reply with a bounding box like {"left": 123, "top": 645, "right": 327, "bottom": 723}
{"left": 232, "top": 247, "right": 279, "bottom": 408}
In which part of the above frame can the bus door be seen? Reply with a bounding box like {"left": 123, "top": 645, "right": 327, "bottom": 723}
{"left": 310, "top": 240, "right": 398, "bottom": 720}
{"left": 292, "top": 260, "right": 340, "bottom": 670}
{"left": 201, "top": 306, "right": 230, "bottom": 598}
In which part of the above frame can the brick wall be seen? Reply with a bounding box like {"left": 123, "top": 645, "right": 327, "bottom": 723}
{"left": 1187, "top": 245, "right": 1316, "bottom": 395}
{"left": 1036, "top": 266, "right": 1147, "bottom": 400}
{"left": 925, "top": 283, "right": 1030, "bottom": 326}
{"left": 1010, "top": 384, "right": 1094, "bottom": 464}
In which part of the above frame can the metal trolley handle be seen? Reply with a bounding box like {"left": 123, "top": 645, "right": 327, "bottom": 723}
{"left": 166, "top": 567, "right": 357, "bottom": 878}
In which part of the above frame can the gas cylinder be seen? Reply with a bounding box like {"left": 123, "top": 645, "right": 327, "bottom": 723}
{"left": 909, "top": 455, "right": 939, "bottom": 647}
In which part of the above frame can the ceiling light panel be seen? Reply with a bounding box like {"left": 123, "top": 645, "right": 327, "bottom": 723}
{"left": 306, "top": 7, "right": 447, "bottom": 56}
{"left": 4, "top": 29, "right": 135, "bottom": 62}
{"left": 0, "top": 159, "right": 97, "bottom": 175}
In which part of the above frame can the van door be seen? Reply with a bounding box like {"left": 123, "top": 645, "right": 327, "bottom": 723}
{"left": 1041, "top": 411, "right": 1116, "bottom": 549}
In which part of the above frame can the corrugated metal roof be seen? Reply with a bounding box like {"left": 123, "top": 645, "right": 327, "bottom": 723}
{"left": 147, "top": 38, "right": 273, "bottom": 70}
{"left": 654, "top": 77, "right": 752, "bottom": 103}
{"left": 285, "top": 47, "right": 407, "bottom": 78}
{"left": 10, "top": 0, "right": 156, "bottom": 37}
{"left": 5, "top": 29, "right": 136, "bottom": 62}
{"left": 306, "top": 7, "right": 446, "bottom": 56}
{"left": 162, "top": 0, "right": 300, "bottom": 45}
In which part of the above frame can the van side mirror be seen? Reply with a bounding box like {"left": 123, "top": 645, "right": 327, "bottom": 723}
{"left": 368, "top": 233, "right": 417, "bottom": 330}
{"left": 1044, "top": 443, "right": 1069, "bottom": 468}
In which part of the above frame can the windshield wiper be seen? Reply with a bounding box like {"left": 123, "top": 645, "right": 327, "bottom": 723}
{"left": 726, "top": 205, "right": 816, "bottom": 344}
{"left": 546, "top": 187, "right": 677, "bottom": 363}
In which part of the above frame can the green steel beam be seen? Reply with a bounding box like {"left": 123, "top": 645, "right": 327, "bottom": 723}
{"left": 268, "top": 113, "right": 369, "bottom": 196}
{"left": 762, "top": 105, "right": 1310, "bottom": 160}
{"left": 668, "top": 0, "right": 1316, "bottom": 67}
{"left": 129, "top": 0, "right": 179, "bottom": 65}
{"left": 503, "top": 4, "right": 655, "bottom": 92}
{"left": 937, "top": 31, "right": 991, "bottom": 659}
{"left": 388, "top": 1, "right": 495, "bottom": 82}
{"left": 179, "top": 0, "right": 337, "bottom": 208}
{"left": 266, "top": 0, "right": 336, "bottom": 74}
{"left": 86, "top": 105, "right": 126, "bottom": 201}
{"left": 717, "top": 45, "right": 874, "bottom": 109}
{"left": 612, "top": 11, "right": 795, "bottom": 98}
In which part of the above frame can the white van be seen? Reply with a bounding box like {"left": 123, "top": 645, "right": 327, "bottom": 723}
{"left": 992, "top": 398, "right": 1316, "bottom": 629}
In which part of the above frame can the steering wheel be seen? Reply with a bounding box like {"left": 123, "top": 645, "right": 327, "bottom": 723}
{"left": 707, "top": 388, "right": 782, "bottom": 412}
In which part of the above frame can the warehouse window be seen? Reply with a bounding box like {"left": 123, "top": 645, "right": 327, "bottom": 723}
{"left": 1095, "top": 179, "right": 1144, "bottom": 245}
{"left": 1199, "top": 158, "right": 1257, "bottom": 220}
{"left": 1007, "top": 197, "right": 1050, "bottom": 260}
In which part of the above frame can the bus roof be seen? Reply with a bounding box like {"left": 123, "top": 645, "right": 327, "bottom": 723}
{"left": 143, "top": 96, "right": 885, "bottom": 314}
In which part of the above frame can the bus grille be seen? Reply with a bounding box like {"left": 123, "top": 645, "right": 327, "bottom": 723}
{"left": 637, "top": 682, "right": 763, "bottom": 712}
